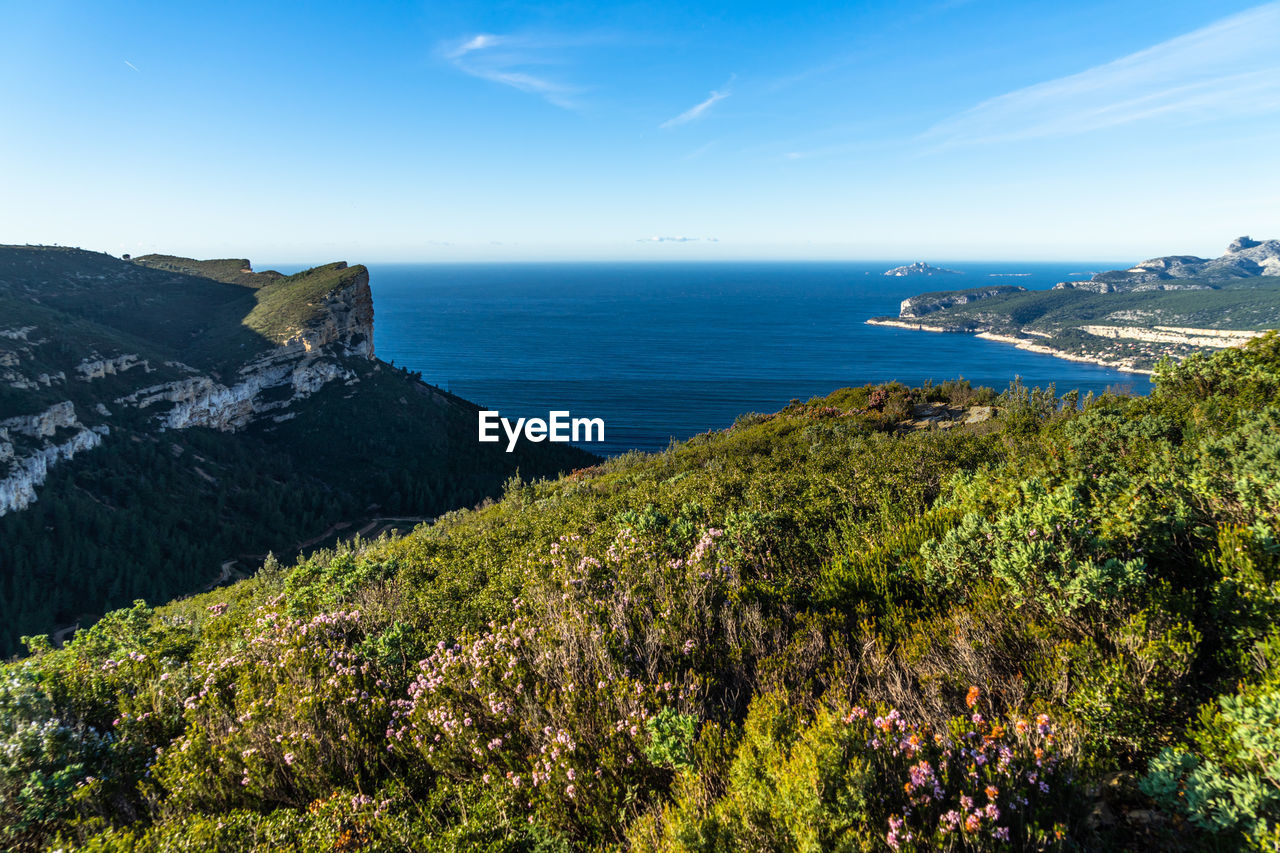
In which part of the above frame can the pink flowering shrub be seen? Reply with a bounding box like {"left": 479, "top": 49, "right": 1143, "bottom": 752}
{"left": 151, "top": 607, "right": 395, "bottom": 812}
{"left": 635, "top": 688, "right": 1072, "bottom": 852}
{"left": 389, "top": 615, "right": 688, "bottom": 839}
{"left": 390, "top": 525, "right": 773, "bottom": 841}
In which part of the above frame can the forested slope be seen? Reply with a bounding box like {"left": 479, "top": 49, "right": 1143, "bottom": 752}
{"left": 0, "top": 246, "right": 595, "bottom": 655}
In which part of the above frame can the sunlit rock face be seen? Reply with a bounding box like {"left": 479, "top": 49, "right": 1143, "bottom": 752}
{"left": 1059, "top": 237, "right": 1280, "bottom": 291}
{"left": 113, "top": 267, "right": 373, "bottom": 432}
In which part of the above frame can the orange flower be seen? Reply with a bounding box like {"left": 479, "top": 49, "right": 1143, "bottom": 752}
{"left": 966, "top": 686, "right": 981, "bottom": 708}
{"left": 985, "top": 785, "right": 999, "bottom": 800}
{"left": 1015, "top": 718, "right": 1029, "bottom": 734}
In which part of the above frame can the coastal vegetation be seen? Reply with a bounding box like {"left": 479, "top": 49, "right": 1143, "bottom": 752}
{"left": 3, "top": 333, "right": 1279, "bottom": 850}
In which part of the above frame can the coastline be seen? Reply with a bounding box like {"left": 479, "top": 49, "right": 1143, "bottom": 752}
{"left": 865, "top": 318, "right": 1154, "bottom": 375}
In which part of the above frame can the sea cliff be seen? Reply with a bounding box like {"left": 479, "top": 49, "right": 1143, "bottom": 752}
{"left": 0, "top": 258, "right": 377, "bottom": 514}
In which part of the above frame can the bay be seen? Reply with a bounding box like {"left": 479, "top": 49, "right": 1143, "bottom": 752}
{"left": 365, "top": 261, "right": 1142, "bottom": 455}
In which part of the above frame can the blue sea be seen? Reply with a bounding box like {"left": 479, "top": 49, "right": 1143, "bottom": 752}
{"left": 362, "top": 261, "right": 1142, "bottom": 456}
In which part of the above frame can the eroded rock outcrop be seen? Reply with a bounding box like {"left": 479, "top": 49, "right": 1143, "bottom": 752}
{"left": 0, "top": 402, "right": 107, "bottom": 515}
{"left": 117, "top": 353, "right": 357, "bottom": 432}
{"left": 76, "top": 353, "right": 150, "bottom": 380}
{"left": 1056, "top": 237, "right": 1280, "bottom": 291}
{"left": 285, "top": 267, "right": 375, "bottom": 358}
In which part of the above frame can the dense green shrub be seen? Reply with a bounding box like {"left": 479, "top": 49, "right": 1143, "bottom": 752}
{"left": 922, "top": 477, "right": 1147, "bottom": 621}
{"left": 1143, "top": 688, "right": 1280, "bottom": 849}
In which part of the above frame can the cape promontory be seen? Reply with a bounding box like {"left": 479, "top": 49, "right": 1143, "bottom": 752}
{"left": 868, "top": 236, "right": 1280, "bottom": 374}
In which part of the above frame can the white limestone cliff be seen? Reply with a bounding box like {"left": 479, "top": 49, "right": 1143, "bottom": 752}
{"left": 0, "top": 402, "right": 107, "bottom": 516}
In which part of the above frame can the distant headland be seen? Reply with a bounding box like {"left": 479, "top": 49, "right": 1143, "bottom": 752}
{"left": 869, "top": 237, "right": 1280, "bottom": 374}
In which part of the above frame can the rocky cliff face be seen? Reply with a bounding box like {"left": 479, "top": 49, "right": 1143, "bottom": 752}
{"left": 0, "top": 260, "right": 378, "bottom": 515}
{"left": 899, "top": 285, "right": 1027, "bottom": 319}
{"left": 112, "top": 269, "right": 373, "bottom": 432}
{"left": 76, "top": 353, "right": 150, "bottom": 381}
{"left": 287, "top": 267, "right": 376, "bottom": 358}
{"left": 117, "top": 357, "right": 357, "bottom": 432}
{"left": 0, "top": 402, "right": 108, "bottom": 515}
{"left": 1056, "top": 236, "right": 1280, "bottom": 291}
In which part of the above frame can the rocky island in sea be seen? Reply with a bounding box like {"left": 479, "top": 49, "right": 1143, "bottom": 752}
{"left": 868, "top": 236, "right": 1280, "bottom": 373}
{"left": 883, "top": 261, "right": 962, "bottom": 277}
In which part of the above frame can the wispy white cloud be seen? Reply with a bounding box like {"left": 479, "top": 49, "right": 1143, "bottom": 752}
{"left": 660, "top": 78, "right": 734, "bottom": 128}
{"left": 442, "top": 32, "right": 585, "bottom": 109}
{"left": 637, "top": 235, "right": 719, "bottom": 243}
{"left": 924, "top": 2, "right": 1280, "bottom": 146}
{"left": 123, "top": 60, "right": 140, "bottom": 73}
{"left": 447, "top": 34, "right": 503, "bottom": 59}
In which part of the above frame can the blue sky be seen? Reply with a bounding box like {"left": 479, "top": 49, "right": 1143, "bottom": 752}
{"left": 2, "top": 0, "right": 1278, "bottom": 261}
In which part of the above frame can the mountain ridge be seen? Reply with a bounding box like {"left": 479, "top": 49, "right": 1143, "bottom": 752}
{"left": 1058, "top": 235, "right": 1280, "bottom": 292}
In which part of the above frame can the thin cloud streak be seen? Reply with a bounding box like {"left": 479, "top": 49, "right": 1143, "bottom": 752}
{"left": 447, "top": 34, "right": 503, "bottom": 59}
{"left": 660, "top": 79, "right": 733, "bottom": 128}
{"left": 442, "top": 32, "right": 583, "bottom": 109}
{"left": 923, "top": 1, "right": 1280, "bottom": 147}
{"left": 123, "top": 60, "right": 140, "bottom": 73}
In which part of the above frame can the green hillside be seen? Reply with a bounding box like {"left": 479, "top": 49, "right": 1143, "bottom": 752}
{"left": 241, "top": 262, "right": 368, "bottom": 343}
{"left": 4, "top": 336, "right": 1279, "bottom": 851}
{"left": 0, "top": 246, "right": 597, "bottom": 658}
{"left": 130, "top": 255, "right": 282, "bottom": 288}
{"left": 900, "top": 277, "right": 1280, "bottom": 335}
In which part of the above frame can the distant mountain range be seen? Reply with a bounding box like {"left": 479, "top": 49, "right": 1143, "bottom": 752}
{"left": 0, "top": 246, "right": 595, "bottom": 655}
{"left": 1059, "top": 236, "right": 1280, "bottom": 292}
{"left": 868, "top": 237, "right": 1280, "bottom": 374}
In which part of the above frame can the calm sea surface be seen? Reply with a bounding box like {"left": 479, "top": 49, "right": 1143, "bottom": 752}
{"left": 360, "top": 261, "right": 1143, "bottom": 455}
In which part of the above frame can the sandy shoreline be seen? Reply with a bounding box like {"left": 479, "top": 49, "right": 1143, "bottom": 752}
{"left": 865, "top": 318, "right": 1153, "bottom": 375}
